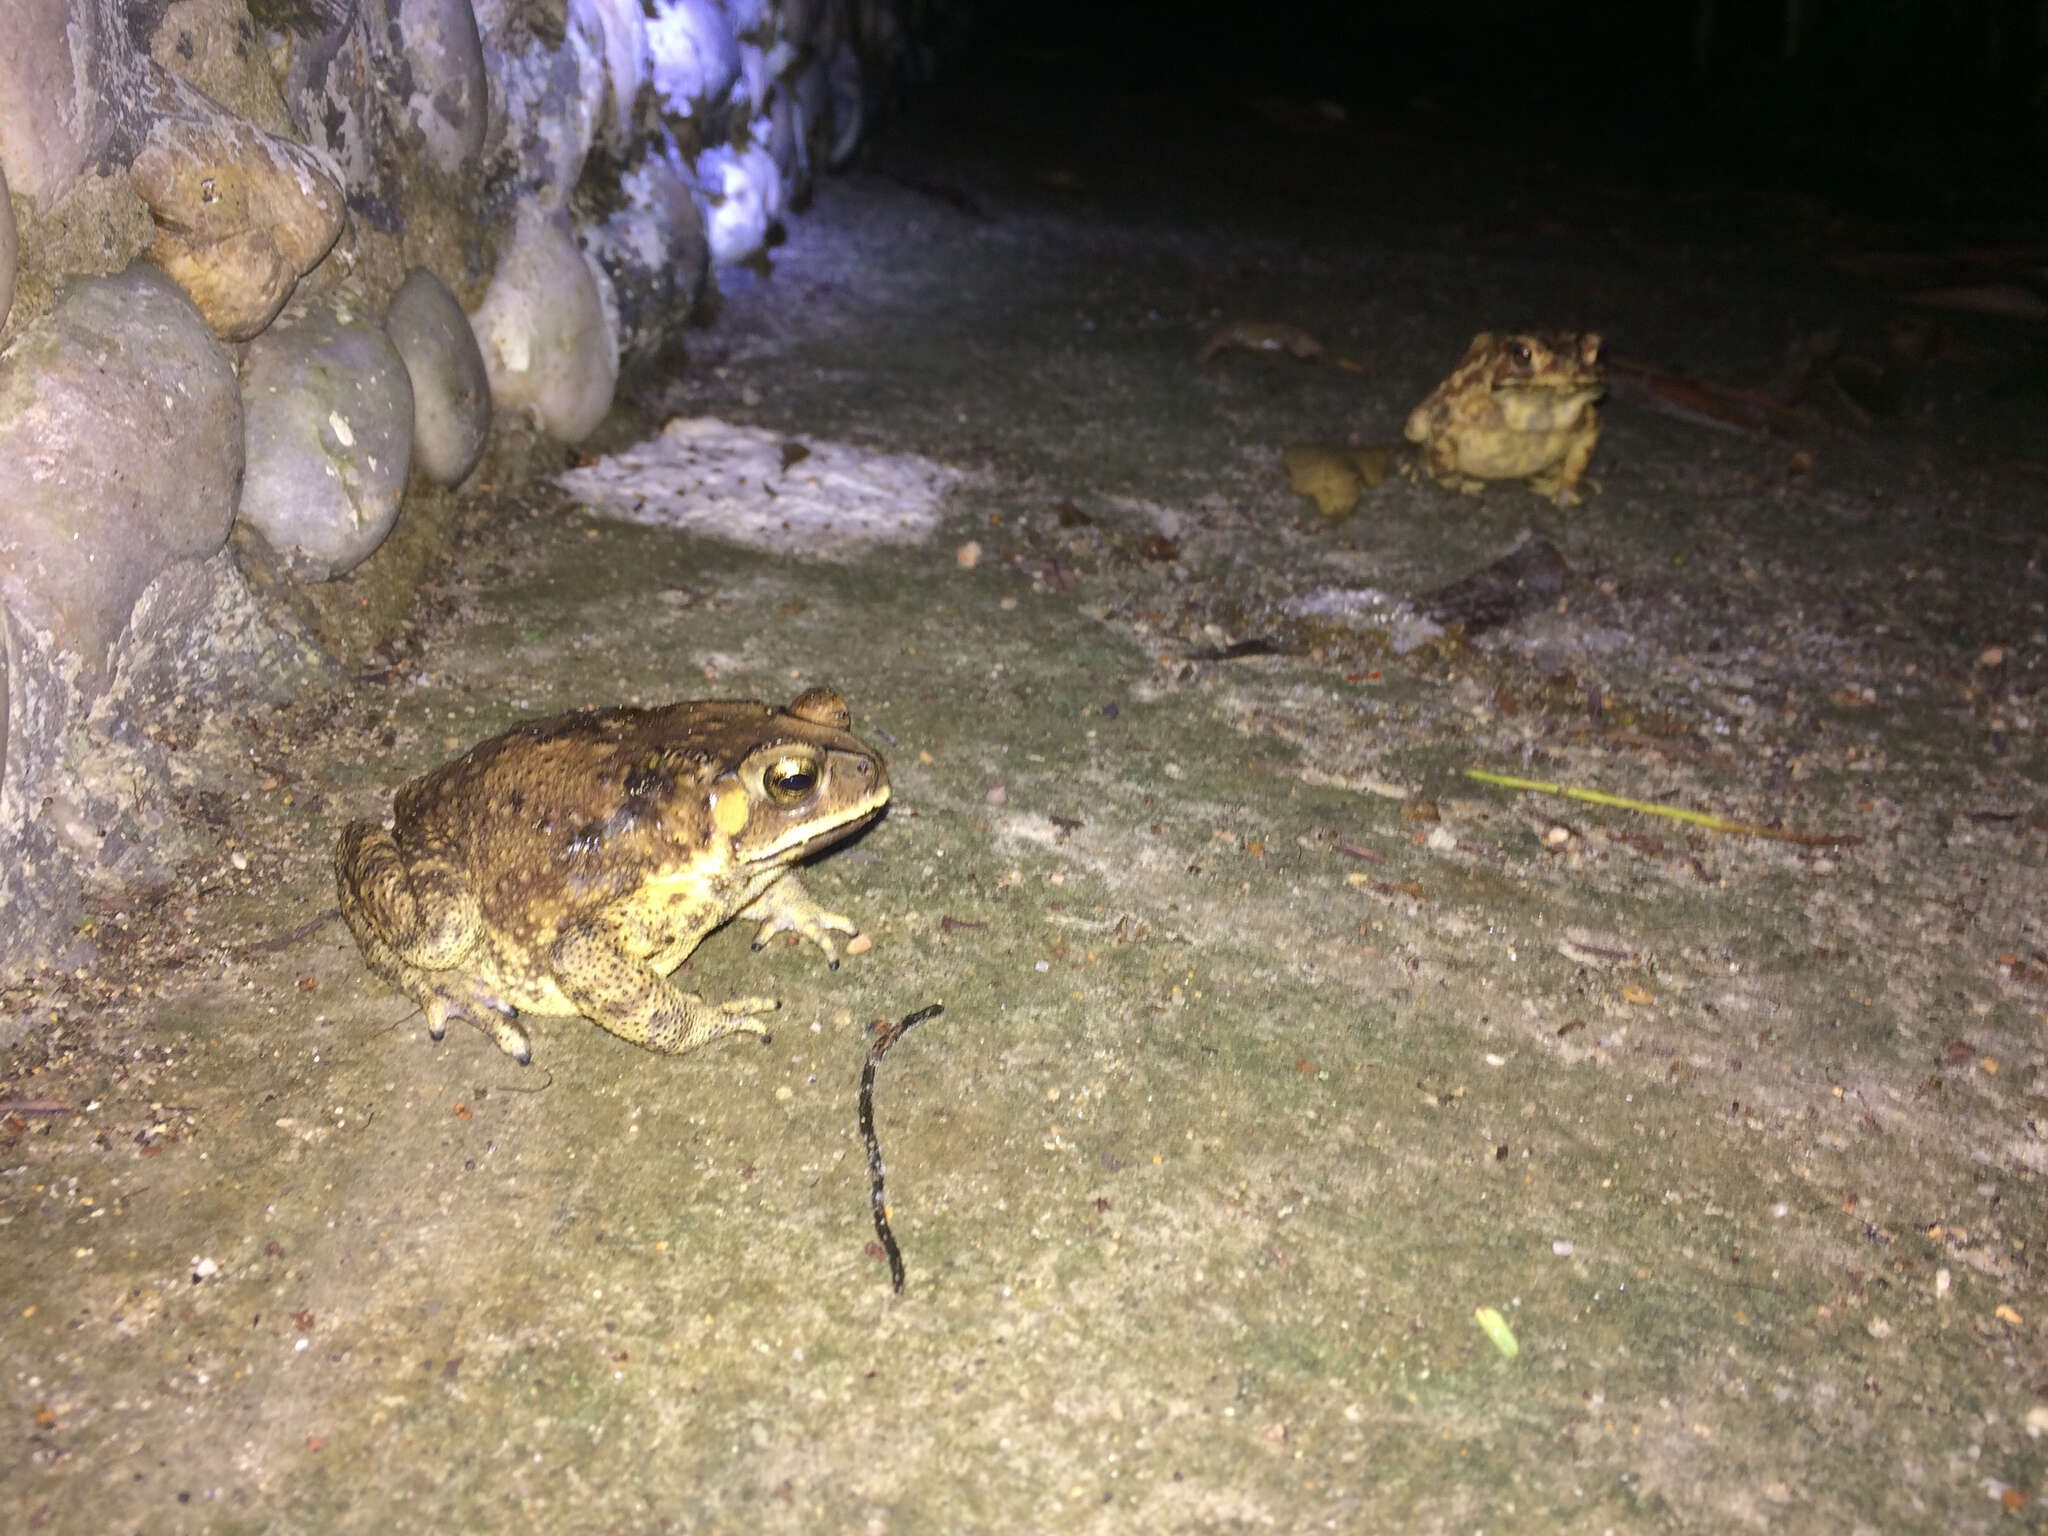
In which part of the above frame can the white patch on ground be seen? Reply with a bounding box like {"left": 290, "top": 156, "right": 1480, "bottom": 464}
{"left": 554, "top": 415, "right": 960, "bottom": 558}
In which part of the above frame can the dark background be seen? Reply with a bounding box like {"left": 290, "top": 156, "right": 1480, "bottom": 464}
{"left": 914, "top": 0, "right": 2048, "bottom": 231}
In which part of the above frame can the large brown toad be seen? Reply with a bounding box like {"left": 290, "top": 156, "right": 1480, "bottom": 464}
{"left": 1403, "top": 332, "right": 1606, "bottom": 505}
{"left": 335, "top": 687, "right": 889, "bottom": 1063}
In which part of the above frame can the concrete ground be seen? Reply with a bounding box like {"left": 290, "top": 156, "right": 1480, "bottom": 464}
{"left": 6, "top": 30, "right": 2048, "bottom": 1535}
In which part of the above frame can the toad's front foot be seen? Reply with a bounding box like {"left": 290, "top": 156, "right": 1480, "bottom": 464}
{"left": 742, "top": 875, "right": 860, "bottom": 968}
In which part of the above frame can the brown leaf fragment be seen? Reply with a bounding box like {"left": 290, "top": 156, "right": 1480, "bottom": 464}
{"left": 1137, "top": 535, "right": 1180, "bottom": 563}
{"left": 1998, "top": 954, "right": 2047, "bottom": 987}
{"left": 1198, "top": 320, "right": 1326, "bottom": 365}
{"left": 1906, "top": 283, "right": 2048, "bottom": 320}
{"left": 1607, "top": 353, "right": 1820, "bottom": 436}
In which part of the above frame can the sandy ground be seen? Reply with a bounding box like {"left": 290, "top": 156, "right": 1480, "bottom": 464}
{"left": 5, "top": 59, "right": 2048, "bottom": 1535}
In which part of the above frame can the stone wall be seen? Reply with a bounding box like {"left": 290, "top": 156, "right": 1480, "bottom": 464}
{"left": 0, "top": 0, "right": 929, "bottom": 973}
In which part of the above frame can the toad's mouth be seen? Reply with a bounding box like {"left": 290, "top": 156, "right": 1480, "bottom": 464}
{"left": 743, "top": 783, "right": 891, "bottom": 865}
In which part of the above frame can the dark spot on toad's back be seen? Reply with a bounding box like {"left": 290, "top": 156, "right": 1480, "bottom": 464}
{"left": 622, "top": 757, "right": 672, "bottom": 800}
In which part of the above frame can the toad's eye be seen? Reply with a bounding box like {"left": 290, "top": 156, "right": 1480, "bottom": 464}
{"left": 765, "top": 755, "right": 820, "bottom": 802}
{"left": 1505, "top": 339, "right": 1532, "bottom": 369}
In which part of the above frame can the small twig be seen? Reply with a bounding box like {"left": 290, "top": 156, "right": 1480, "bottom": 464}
{"left": 486, "top": 1069, "right": 555, "bottom": 1095}
{"left": 1332, "top": 840, "right": 1386, "bottom": 864}
{"left": 1464, "top": 769, "right": 1860, "bottom": 846}
{"left": 861, "top": 1003, "right": 942, "bottom": 1294}
{"left": 0, "top": 1100, "right": 74, "bottom": 1117}
{"left": 241, "top": 907, "right": 342, "bottom": 955}
{"left": 1183, "top": 637, "right": 1287, "bottom": 662}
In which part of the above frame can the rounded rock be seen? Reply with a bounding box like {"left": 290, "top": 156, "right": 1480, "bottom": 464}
{"left": 129, "top": 73, "right": 348, "bottom": 341}
{"left": 387, "top": 0, "right": 490, "bottom": 174}
{"left": 766, "top": 80, "right": 812, "bottom": 211}
{"left": 647, "top": 0, "right": 742, "bottom": 121}
{"left": 469, "top": 204, "right": 618, "bottom": 445}
{"left": 695, "top": 133, "right": 782, "bottom": 267}
{"left": 385, "top": 267, "right": 491, "bottom": 486}
{"left": 280, "top": 0, "right": 378, "bottom": 192}
{"left": 825, "top": 36, "right": 866, "bottom": 169}
{"left": 238, "top": 297, "right": 414, "bottom": 580}
{"left": 584, "top": 137, "right": 710, "bottom": 362}
{"left": 0, "top": 266, "right": 241, "bottom": 680}
{"left": 0, "top": 603, "right": 9, "bottom": 804}
{"left": 0, "top": 159, "right": 15, "bottom": 333}
{"left": 778, "top": 0, "right": 822, "bottom": 55}
{"left": 576, "top": 0, "right": 650, "bottom": 143}
{"left": 485, "top": 5, "right": 608, "bottom": 195}
{"left": 0, "top": 0, "right": 149, "bottom": 209}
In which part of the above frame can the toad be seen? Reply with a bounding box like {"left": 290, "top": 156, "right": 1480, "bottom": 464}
{"left": 1403, "top": 332, "right": 1606, "bottom": 505}
{"left": 335, "top": 687, "right": 888, "bottom": 1063}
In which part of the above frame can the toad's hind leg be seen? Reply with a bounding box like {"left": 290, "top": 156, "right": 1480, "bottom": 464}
{"left": 335, "top": 821, "right": 482, "bottom": 969}
{"left": 1412, "top": 433, "right": 1485, "bottom": 495}
{"left": 336, "top": 821, "right": 529, "bottom": 1060}
{"left": 550, "top": 924, "right": 777, "bottom": 1055}
{"left": 337, "top": 919, "right": 533, "bottom": 1060}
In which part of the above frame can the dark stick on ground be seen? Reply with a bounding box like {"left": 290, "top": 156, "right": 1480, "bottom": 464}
{"left": 861, "top": 1003, "right": 943, "bottom": 1294}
